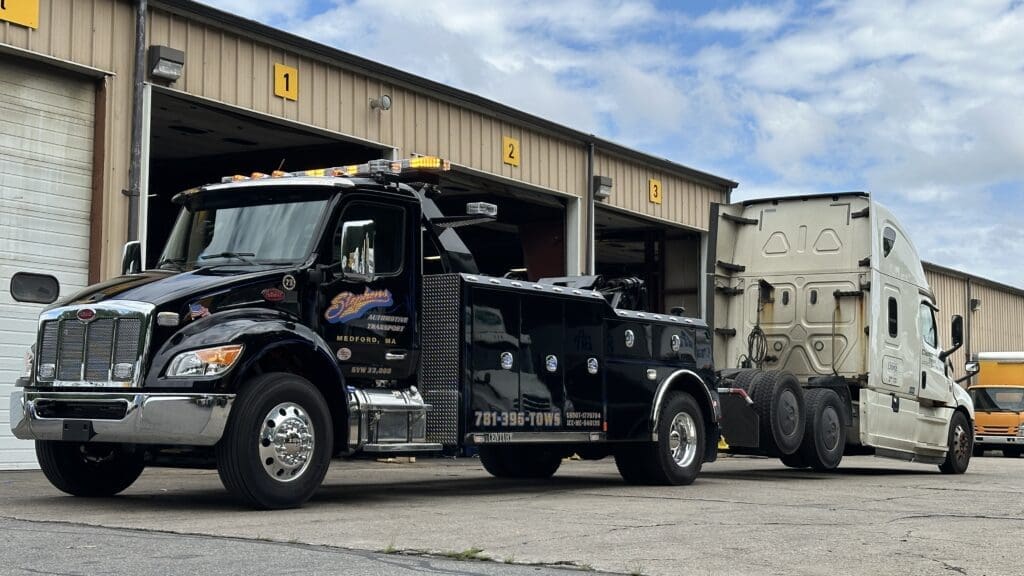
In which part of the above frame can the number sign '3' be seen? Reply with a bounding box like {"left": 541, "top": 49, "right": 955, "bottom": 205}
{"left": 274, "top": 63, "right": 298, "bottom": 101}
{"left": 648, "top": 178, "right": 663, "bottom": 205}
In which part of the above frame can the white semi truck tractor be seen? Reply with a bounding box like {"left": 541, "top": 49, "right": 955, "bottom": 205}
{"left": 709, "top": 192, "right": 975, "bottom": 473}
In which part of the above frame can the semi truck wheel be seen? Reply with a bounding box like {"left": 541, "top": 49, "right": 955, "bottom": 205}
{"left": 36, "top": 441, "right": 145, "bottom": 497}
{"left": 751, "top": 371, "right": 805, "bottom": 456}
{"left": 615, "top": 391, "right": 705, "bottom": 486}
{"left": 938, "top": 411, "right": 972, "bottom": 474}
{"left": 792, "top": 388, "right": 845, "bottom": 471}
{"left": 216, "top": 372, "right": 332, "bottom": 509}
{"left": 478, "top": 445, "right": 562, "bottom": 478}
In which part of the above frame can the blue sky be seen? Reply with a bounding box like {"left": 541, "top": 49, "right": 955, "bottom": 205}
{"left": 201, "top": 0, "right": 1024, "bottom": 288}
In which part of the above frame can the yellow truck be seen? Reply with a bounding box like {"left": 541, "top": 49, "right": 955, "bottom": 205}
{"left": 969, "top": 352, "right": 1024, "bottom": 458}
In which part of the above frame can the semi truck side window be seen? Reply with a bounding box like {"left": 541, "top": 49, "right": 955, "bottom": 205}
{"left": 334, "top": 203, "right": 405, "bottom": 276}
{"left": 888, "top": 297, "right": 898, "bottom": 337}
{"left": 883, "top": 227, "right": 896, "bottom": 257}
{"left": 918, "top": 303, "right": 937, "bottom": 348}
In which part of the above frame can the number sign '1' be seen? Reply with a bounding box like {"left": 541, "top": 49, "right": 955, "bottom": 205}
{"left": 274, "top": 63, "right": 298, "bottom": 101}
{"left": 0, "top": 0, "right": 39, "bottom": 29}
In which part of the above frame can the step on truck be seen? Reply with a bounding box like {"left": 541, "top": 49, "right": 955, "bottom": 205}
{"left": 9, "top": 157, "right": 721, "bottom": 508}
{"left": 709, "top": 192, "right": 975, "bottom": 473}
{"left": 966, "top": 352, "right": 1024, "bottom": 458}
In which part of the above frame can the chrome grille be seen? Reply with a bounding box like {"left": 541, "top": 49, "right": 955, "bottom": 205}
{"left": 37, "top": 308, "right": 148, "bottom": 385}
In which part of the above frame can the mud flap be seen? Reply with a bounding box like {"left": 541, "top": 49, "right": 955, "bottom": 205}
{"left": 720, "top": 394, "right": 759, "bottom": 448}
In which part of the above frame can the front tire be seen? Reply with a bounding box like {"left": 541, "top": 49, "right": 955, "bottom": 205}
{"left": 36, "top": 441, "right": 145, "bottom": 497}
{"left": 615, "top": 391, "right": 705, "bottom": 486}
{"left": 938, "top": 411, "right": 972, "bottom": 474}
{"left": 216, "top": 372, "right": 332, "bottom": 509}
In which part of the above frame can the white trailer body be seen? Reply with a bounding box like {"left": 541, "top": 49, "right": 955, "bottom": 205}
{"left": 710, "top": 192, "right": 974, "bottom": 470}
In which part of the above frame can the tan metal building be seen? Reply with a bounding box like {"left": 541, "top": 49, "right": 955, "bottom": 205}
{"left": 924, "top": 263, "right": 1024, "bottom": 381}
{"left": 0, "top": 0, "right": 735, "bottom": 468}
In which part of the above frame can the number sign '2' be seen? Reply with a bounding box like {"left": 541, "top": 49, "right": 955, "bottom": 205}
{"left": 274, "top": 63, "right": 298, "bottom": 101}
{"left": 502, "top": 136, "right": 520, "bottom": 168}
{"left": 0, "top": 0, "right": 39, "bottom": 29}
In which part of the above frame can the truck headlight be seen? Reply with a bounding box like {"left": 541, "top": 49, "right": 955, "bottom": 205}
{"left": 166, "top": 345, "right": 243, "bottom": 378}
{"left": 21, "top": 345, "right": 35, "bottom": 379}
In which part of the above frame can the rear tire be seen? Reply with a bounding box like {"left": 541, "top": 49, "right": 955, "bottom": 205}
{"left": 216, "top": 372, "right": 332, "bottom": 509}
{"left": 1002, "top": 447, "right": 1022, "bottom": 458}
{"left": 478, "top": 445, "right": 562, "bottom": 479}
{"left": 750, "top": 371, "right": 805, "bottom": 456}
{"left": 794, "top": 389, "right": 845, "bottom": 471}
{"left": 615, "top": 392, "right": 705, "bottom": 486}
{"left": 36, "top": 441, "right": 145, "bottom": 497}
{"left": 938, "top": 411, "right": 972, "bottom": 474}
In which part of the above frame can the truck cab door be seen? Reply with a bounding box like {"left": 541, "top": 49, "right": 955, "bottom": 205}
{"left": 917, "top": 302, "right": 950, "bottom": 404}
{"left": 317, "top": 196, "right": 419, "bottom": 381}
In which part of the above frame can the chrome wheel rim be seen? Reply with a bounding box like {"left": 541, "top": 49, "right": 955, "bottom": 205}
{"left": 952, "top": 423, "right": 969, "bottom": 464}
{"left": 668, "top": 412, "right": 698, "bottom": 468}
{"left": 259, "top": 402, "right": 315, "bottom": 482}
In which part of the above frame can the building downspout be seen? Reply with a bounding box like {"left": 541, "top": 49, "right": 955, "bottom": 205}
{"left": 585, "top": 141, "right": 595, "bottom": 275}
{"left": 965, "top": 276, "right": 973, "bottom": 362}
{"left": 124, "top": 0, "right": 147, "bottom": 242}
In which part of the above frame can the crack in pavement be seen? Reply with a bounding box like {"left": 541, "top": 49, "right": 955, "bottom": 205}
{"left": 888, "top": 513, "right": 1024, "bottom": 523}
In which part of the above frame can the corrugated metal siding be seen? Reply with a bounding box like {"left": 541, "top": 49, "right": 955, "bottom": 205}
{"left": 925, "top": 268, "right": 969, "bottom": 379}
{"left": 1, "top": 0, "right": 135, "bottom": 280}
{"left": 594, "top": 151, "right": 726, "bottom": 231}
{"left": 971, "top": 282, "right": 1024, "bottom": 354}
{"left": 925, "top": 266, "right": 1024, "bottom": 382}
{"left": 147, "top": 8, "right": 587, "bottom": 198}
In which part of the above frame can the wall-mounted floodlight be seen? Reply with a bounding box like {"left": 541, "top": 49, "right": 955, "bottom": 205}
{"left": 148, "top": 45, "right": 185, "bottom": 82}
{"left": 369, "top": 94, "right": 393, "bottom": 111}
{"left": 593, "top": 175, "right": 613, "bottom": 200}
{"left": 970, "top": 298, "right": 982, "bottom": 312}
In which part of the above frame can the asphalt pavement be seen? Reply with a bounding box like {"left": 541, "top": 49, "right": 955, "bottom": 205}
{"left": 0, "top": 454, "right": 1021, "bottom": 576}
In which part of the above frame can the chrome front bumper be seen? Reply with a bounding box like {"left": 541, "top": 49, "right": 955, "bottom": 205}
{"left": 10, "top": 391, "right": 234, "bottom": 446}
{"left": 975, "top": 435, "right": 1024, "bottom": 446}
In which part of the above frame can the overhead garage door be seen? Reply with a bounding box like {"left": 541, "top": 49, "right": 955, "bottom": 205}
{"left": 0, "top": 60, "right": 95, "bottom": 469}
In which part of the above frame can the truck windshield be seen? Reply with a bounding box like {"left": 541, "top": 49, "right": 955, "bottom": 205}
{"left": 158, "top": 198, "right": 328, "bottom": 270}
{"left": 969, "top": 387, "right": 1024, "bottom": 412}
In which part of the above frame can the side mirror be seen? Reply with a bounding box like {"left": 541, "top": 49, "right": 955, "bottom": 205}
{"left": 964, "top": 361, "right": 980, "bottom": 376}
{"left": 10, "top": 272, "right": 60, "bottom": 304}
{"left": 940, "top": 314, "right": 964, "bottom": 361}
{"left": 121, "top": 240, "right": 142, "bottom": 275}
{"left": 950, "top": 315, "right": 964, "bottom": 348}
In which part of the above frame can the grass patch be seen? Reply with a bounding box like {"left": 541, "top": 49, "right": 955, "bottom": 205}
{"left": 438, "top": 547, "right": 489, "bottom": 562}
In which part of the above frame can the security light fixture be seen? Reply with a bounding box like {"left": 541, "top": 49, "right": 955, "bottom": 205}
{"left": 369, "top": 94, "right": 393, "bottom": 111}
{"left": 593, "top": 175, "right": 613, "bottom": 200}
{"left": 970, "top": 298, "right": 982, "bottom": 312}
{"left": 148, "top": 45, "right": 185, "bottom": 82}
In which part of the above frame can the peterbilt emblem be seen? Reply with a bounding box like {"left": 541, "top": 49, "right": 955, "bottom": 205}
{"left": 624, "top": 329, "right": 635, "bottom": 348}
{"left": 545, "top": 355, "right": 558, "bottom": 373}
{"left": 670, "top": 334, "right": 681, "bottom": 352}
{"left": 587, "top": 357, "right": 599, "bottom": 374}
{"left": 500, "top": 352, "right": 514, "bottom": 370}
{"left": 76, "top": 308, "right": 96, "bottom": 322}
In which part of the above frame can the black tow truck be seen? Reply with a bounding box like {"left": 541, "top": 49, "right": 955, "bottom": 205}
{"left": 10, "top": 157, "right": 720, "bottom": 508}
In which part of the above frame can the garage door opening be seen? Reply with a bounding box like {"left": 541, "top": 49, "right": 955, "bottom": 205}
{"left": 595, "top": 208, "right": 702, "bottom": 316}
{"left": 431, "top": 172, "right": 566, "bottom": 281}
{"left": 145, "top": 92, "right": 385, "bottom": 267}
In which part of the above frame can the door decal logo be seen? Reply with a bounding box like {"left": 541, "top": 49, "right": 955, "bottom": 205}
{"left": 324, "top": 288, "right": 394, "bottom": 324}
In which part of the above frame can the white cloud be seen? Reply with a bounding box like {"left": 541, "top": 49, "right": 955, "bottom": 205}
{"left": 193, "top": 0, "right": 1024, "bottom": 287}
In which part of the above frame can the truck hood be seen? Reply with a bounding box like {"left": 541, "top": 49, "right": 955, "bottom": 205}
{"left": 56, "top": 267, "right": 295, "bottom": 309}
